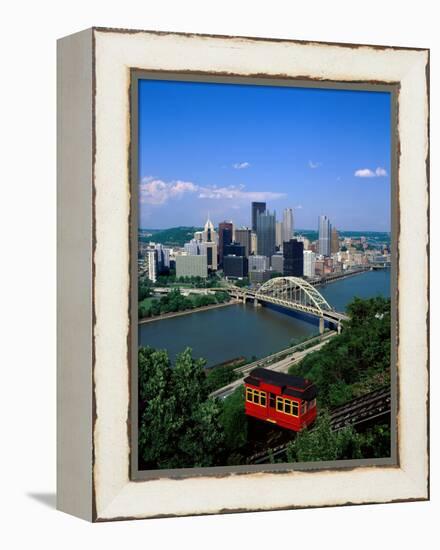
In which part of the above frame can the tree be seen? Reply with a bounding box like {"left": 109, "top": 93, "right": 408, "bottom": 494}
{"left": 219, "top": 386, "right": 248, "bottom": 455}
{"left": 206, "top": 364, "right": 238, "bottom": 393}
{"left": 235, "top": 278, "right": 250, "bottom": 288}
{"left": 138, "top": 346, "right": 225, "bottom": 469}
{"left": 138, "top": 347, "right": 180, "bottom": 468}
{"left": 286, "top": 412, "right": 362, "bottom": 462}
{"left": 288, "top": 297, "right": 391, "bottom": 407}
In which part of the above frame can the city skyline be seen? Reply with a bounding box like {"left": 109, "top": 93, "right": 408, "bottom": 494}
{"left": 138, "top": 79, "right": 391, "bottom": 232}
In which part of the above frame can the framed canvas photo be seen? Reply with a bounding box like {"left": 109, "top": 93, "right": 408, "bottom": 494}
{"left": 57, "top": 27, "right": 429, "bottom": 521}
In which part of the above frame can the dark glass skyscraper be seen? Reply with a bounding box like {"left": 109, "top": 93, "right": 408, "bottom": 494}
{"left": 218, "top": 221, "right": 233, "bottom": 266}
{"left": 251, "top": 202, "right": 266, "bottom": 232}
{"left": 256, "top": 210, "right": 276, "bottom": 262}
{"left": 223, "top": 256, "right": 248, "bottom": 278}
{"left": 283, "top": 239, "right": 304, "bottom": 276}
{"left": 224, "top": 243, "right": 246, "bottom": 257}
{"left": 223, "top": 242, "right": 248, "bottom": 278}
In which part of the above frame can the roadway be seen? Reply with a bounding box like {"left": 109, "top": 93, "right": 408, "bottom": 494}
{"left": 209, "top": 331, "right": 337, "bottom": 400}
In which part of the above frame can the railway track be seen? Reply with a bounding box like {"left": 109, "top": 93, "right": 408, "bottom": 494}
{"left": 247, "top": 386, "right": 391, "bottom": 464}
{"left": 330, "top": 386, "right": 391, "bottom": 431}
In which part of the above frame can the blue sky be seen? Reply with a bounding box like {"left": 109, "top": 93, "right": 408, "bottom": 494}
{"left": 138, "top": 79, "right": 391, "bottom": 232}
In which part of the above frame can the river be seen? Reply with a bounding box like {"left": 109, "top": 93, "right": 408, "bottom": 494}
{"left": 138, "top": 269, "right": 391, "bottom": 367}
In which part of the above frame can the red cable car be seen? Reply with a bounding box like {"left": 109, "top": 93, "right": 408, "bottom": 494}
{"left": 244, "top": 368, "right": 317, "bottom": 431}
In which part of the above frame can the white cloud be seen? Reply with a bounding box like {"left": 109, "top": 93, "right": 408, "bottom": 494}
{"left": 354, "top": 167, "right": 388, "bottom": 178}
{"left": 198, "top": 185, "right": 285, "bottom": 201}
{"left": 375, "top": 167, "right": 388, "bottom": 177}
{"left": 139, "top": 177, "right": 198, "bottom": 205}
{"left": 308, "top": 160, "right": 322, "bottom": 169}
{"left": 355, "top": 168, "right": 376, "bottom": 178}
{"left": 232, "top": 162, "right": 250, "bottom": 169}
{"left": 140, "top": 176, "right": 286, "bottom": 205}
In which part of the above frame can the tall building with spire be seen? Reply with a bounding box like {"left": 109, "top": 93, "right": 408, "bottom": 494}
{"left": 318, "top": 215, "right": 331, "bottom": 257}
{"left": 198, "top": 217, "right": 218, "bottom": 270}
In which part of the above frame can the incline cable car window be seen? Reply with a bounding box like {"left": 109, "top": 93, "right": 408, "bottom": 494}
{"left": 269, "top": 393, "right": 275, "bottom": 407}
{"left": 245, "top": 387, "right": 267, "bottom": 407}
{"left": 291, "top": 401, "right": 299, "bottom": 416}
{"left": 275, "top": 396, "right": 299, "bottom": 417}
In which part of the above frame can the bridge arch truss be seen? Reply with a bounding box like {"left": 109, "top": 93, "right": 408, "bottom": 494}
{"left": 255, "top": 276, "right": 334, "bottom": 318}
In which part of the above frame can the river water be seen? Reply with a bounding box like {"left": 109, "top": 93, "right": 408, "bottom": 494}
{"left": 138, "top": 269, "right": 390, "bottom": 367}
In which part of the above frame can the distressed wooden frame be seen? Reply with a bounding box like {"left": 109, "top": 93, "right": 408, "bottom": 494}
{"left": 57, "top": 27, "right": 429, "bottom": 522}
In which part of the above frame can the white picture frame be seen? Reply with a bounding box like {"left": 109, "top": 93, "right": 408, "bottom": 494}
{"left": 57, "top": 27, "right": 429, "bottom": 521}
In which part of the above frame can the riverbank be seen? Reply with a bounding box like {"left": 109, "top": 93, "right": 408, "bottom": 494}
{"left": 314, "top": 267, "right": 371, "bottom": 287}
{"left": 138, "top": 299, "right": 240, "bottom": 324}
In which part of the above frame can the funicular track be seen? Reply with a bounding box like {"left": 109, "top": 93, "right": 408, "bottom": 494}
{"left": 248, "top": 386, "right": 391, "bottom": 465}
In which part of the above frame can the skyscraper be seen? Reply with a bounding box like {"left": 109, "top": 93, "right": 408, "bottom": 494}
{"left": 271, "top": 253, "right": 284, "bottom": 274}
{"left": 275, "top": 221, "right": 283, "bottom": 249}
{"left": 200, "top": 217, "right": 218, "bottom": 270}
{"left": 235, "top": 228, "right": 252, "bottom": 257}
{"left": 283, "top": 239, "right": 304, "bottom": 276}
{"left": 248, "top": 255, "right": 267, "bottom": 272}
{"left": 256, "top": 210, "right": 276, "bottom": 262}
{"left": 331, "top": 227, "right": 340, "bottom": 254}
{"left": 303, "top": 250, "right": 316, "bottom": 278}
{"left": 218, "top": 221, "right": 233, "bottom": 266}
{"left": 223, "top": 242, "right": 247, "bottom": 278}
{"left": 145, "top": 249, "right": 158, "bottom": 282}
{"left": 251, "top": 202, "right": 266, "bottom": 232}
{"left": 282, "top": 208, "right": 294, "bottom": 243}
{"left": 224, "top": 243, "right": 246, "bottom": 257}
{"left": 250, "top": 232, "right": 258, "bottom": 255}
{"left": 223, "top": 256, "right": 248, "bottom": 278}
{"left": 318, "top": 215, "right": 331, "bottom": 257}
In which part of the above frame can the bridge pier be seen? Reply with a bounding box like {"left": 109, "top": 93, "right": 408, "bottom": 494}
{"left": 254, "top": 297, "right": 259, "bottom": 307}
{"left": 242, "top": 294, "right": 246, "bottom": 304}
{"left": 319, "top": 317, "right": 325, "bottom": 335}
{"left": 337, "top": 322, "right": 341, "bottom": 334}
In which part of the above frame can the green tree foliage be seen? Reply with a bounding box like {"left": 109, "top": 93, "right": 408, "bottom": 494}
{"left": 234, "top": 278, "right": 250, "bottom": 288}
{"left": 286, "top": 412, "right": 362, "bottom": 462}
{"left": 138, "top": 346, "right": 224, "bottom": 469}
{"left": 138, "top": 279, "right": 153, "bottom": 301}
{"left": 289, "top": 297, "right": 391, "bottom": 407}
{"left": 220, "top": 387, "right": 248, "bottom": 454}
{"left": 139, "top": 287, "right": 230, "bottom": 319}
{"left": 139, "top": 227, "right": 202, "bottom": 247}
{"left": 356, "top": 423, "right": 391, "bottom": 458}
{"left": 205, "top": 363, "right": 239, "bottom": 393}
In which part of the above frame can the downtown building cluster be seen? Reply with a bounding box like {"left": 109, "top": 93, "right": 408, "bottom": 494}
{"left": 139, "top": 203, "right": 391, "bottom": 284}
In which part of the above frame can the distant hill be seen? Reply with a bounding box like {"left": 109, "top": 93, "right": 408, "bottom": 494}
{"left": 139, "top": 226, "right": 202, "bottom": 247}
{"left": 139, "top": 227, "right": 390, "bottom": 248}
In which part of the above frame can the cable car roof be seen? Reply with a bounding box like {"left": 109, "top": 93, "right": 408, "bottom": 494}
{"left": 244, "top": 367, "right": 317, "bottom": 400}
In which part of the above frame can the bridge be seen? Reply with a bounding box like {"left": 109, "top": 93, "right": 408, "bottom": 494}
{"left": 226, "top": 276, "right": 349, "bottom": 334}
